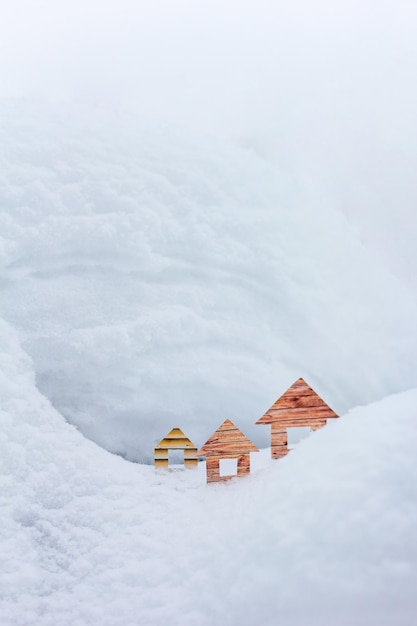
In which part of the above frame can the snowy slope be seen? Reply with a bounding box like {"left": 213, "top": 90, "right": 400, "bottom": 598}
{"left": 1, "top": 319, "right": 416, "bottom": 626}
{"left": 1, "top": 99, "right": 417, "bottom": 460}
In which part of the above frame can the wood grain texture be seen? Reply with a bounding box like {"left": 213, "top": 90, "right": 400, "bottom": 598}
{"left": 155, "top": 438, "right": 195, "bottom": 449}
{"left": 206, "top": 457, "right": 222, "bottom": 483}
{"left": 205, "top": 454, "right": 251, "bottom": 483}
{"left": 198, "top": 419, "right": 258, "bottom": 457}
{"left": 154, "top": 458, "right": 169, "bottom": 469}
{"left": 155, "top": 427, "right": 197, "bottom": 449}
{"left": 198, "top": 419, "right": 258, "bottom": 483}
{"left": 154, "top": 427, "right": 198, "bottom": 469}
{"left": 257, "top": 378, "right": 338, "bottom": 425}
{"left": 184, "top": 448, "right": 198, "bottom": 468}
{"left": 154, "top": 449, "right": 168, "bottom": 460}
{"left": 184, "top": 457, "right": 198, "bottom": 469}
{"left": 264, "top": 406, "right": 337, "bottom": 420}
{"left": 265, "top": 417, "right": 331, "bottom": 428}
{"left": 256, "top": 378, "right": 338, "bottom": 459}
{"left": 271, "top": 427, "right": 288, "bottom": 459}
{"left": 237, "top": 454, "right": 251, "bottom": 476}
{"left": 184, "top": 448, "right": 198, "bottom": 459}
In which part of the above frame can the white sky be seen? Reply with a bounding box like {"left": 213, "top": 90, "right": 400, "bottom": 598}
{"left": 2, "top": 1, "right": 416, "bottom": 123}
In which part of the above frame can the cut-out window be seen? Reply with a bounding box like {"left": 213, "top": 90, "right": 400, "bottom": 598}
{"left": 287, "top": 427, "right": 311, "bottom": 446}
{"left": 220, "top": 458, "right": 238, "bottom": 477}
{"left": 168, "top": 449, "right": 184, "bottom": 466}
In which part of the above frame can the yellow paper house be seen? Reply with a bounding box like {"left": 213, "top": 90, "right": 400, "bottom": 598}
{"left": 154, "top": 427, "right": 198, "bottom": 469}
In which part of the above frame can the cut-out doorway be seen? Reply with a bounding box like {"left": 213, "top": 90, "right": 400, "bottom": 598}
{"left": 168, "top": 449, "right": 184, "bottom": 466}
{"left": 287, "top": 426, "right": 311, "bottom": 446}
{"left": 220, "top": 457, "right": 238, "bottom": 477}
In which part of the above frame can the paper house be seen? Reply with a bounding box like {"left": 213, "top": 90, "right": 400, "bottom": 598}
{"left": 198, "top": 419, "right": 258, "bottom": 483}
{"left": 154, "top": 427, "right": 198, "bottom": 469}
{"left": 256, "top": 377, "right": 338, "bottom": 459}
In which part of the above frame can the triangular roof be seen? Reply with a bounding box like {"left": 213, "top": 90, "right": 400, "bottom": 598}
{"left": 198, "top": 419, "right": 259, "bottom": 457}
{"left": 155, "top": 427, "right": 196, "bottom": 449}
{"left": 256, "top": 377, "right": 338, "bottom": 425}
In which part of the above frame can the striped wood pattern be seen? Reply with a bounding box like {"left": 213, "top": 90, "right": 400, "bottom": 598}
{"left": 154, "top": 427, "right": 198, "bottom": 469}
{"left": 257, "top": 378, "right": 338, "bottom": 459}
{"left": 271, "top": 426, "right": 288, "bottom": 460}
{"left": 198, "top": 419, "right": 258, "bottom": 483}
{"left": 205, "top": 454, "right": 251, "bottom": 483}
{"left": 198, "top": 419, "right": 258, "bottom": 457}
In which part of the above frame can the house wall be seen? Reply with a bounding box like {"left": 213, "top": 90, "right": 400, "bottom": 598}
{"left": 154, "top": 446, "right": 198, "bottom": 468}
{"left": 206, "top": 454, "right": 251, "bottom": 483}
{"left": 271, "top": 427, "right": 289, "bottom": 459}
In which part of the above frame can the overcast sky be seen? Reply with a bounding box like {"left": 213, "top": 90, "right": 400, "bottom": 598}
{"left": 1, "top": 0, "right": 417, "bottom": 284}
{"left": 2, "top": 1, "right": 416, "bottom": 127}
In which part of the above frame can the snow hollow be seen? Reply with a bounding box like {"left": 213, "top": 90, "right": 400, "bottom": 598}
{"left": 1, "top": 100, "right": 417, "bottom": 461}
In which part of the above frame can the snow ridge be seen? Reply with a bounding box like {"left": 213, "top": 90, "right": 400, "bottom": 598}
{"left": 1, "top": 318, "right": 416, "bottom": 625}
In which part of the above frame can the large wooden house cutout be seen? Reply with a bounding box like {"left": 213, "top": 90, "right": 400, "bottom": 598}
{"left": 256, "top": 377, "right": 338, "bottom": 459}
{"left": 154, "top": 427, "right": 198, "bottom": 469}
{"left": 198, "top": 419, "right": 258, "bottom": 483}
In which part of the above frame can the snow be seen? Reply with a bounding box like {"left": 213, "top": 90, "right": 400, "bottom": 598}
{"left": 1, "top": 3, "right": 417, "bottom": 622}
{"left": 1, "top": 318, "right": 416, "bottom": 625}
{"left": 1, "top": 100, "right": 417, "bottom": 461}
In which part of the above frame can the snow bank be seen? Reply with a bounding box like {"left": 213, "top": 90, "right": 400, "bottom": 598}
{"left": 1, "top": 319, "right": 416, "bottom": 625}
{"left": 1, "top": 99, "right": 417, "bottom": 460}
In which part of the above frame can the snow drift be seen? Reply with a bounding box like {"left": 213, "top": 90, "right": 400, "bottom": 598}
{"left": 1, "top": 318, "right": 416, "bottom": 625}
{"left": 1, "top": 99, "right": 417, "bottom": 460}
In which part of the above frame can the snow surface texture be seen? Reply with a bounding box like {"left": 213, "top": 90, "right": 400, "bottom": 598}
{"left": 1, "top": 100, "right": 417, "bottom": 461}
{"left": 1, "top": 319, "right": 416, "bottom": 625}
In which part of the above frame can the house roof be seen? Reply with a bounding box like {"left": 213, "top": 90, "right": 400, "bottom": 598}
{"left": 155, "top": 427, "right": 197, "bottom": 450}
{"left": 198, "top": 419, "right": 259, "bottom": 457}
{"left": 256, "top": 377, "right": 338, "bottom": 426}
